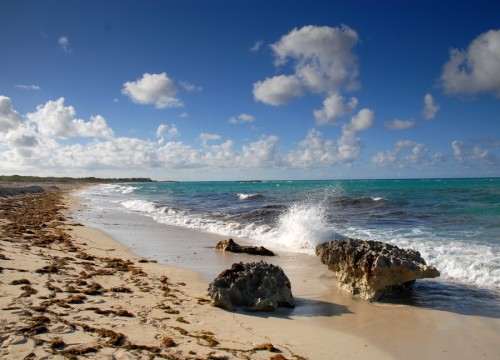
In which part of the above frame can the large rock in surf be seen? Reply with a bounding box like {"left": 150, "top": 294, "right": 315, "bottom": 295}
{"left": 208, "top": 262, "right": 295, "bottom": 311}
{"left": 215, "top": 238, "right": 275, "bottom": 256}
{"left": 315, "top": 238, "right": 440, "bottom": 301}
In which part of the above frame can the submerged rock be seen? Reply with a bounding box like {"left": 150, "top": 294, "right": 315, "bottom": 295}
{"left": 208, "top": 262, "right": 295, "bottom": 311}
{"left": 316, "top": 238, "right": 440, "bottom": 301}
{"left": 215, "top": 238, "right": 275, "bottom": 256}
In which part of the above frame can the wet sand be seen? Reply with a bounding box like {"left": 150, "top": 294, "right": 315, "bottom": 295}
{"left": 0, "top": 185, "right": 499, "bottom": 359}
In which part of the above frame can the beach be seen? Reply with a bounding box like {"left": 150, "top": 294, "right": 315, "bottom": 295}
{"left": 1, "top": 185, "right": 499, "bottom": 359}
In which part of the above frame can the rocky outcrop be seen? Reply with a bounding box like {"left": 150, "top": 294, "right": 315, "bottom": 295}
{"left": 316, "top": 239, "right": 440, "bottom": 301}
{"left": 0, "top": 186, "right": 45, "bottom": 198}
{"left": 215, "top": 238, "right": 275, "bottom": 256}
{"left": 208, "top": 262, "right": 295, "bottom": 311}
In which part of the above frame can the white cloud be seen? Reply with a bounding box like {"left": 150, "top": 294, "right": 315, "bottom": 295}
{"left": 313, "top": 93, "right": 358, "bottom": 125}
{"left": 242, "top": 136, "right": 280, "bottom": 167}
{"left": 180, "top": 112, "right": 189, "bottom": 118}
{"left": 156, "top": 124, "right": 179, "bottom": 144}
{"left": 199, "top": 133, "right": 222, "bottom": 146}
{"left": 422, "top": 93, "right": 439, "bottom": 120}
{"left": 289, "top": 109, "right": 374, "bottom": 166}
{"left": 451, "top": 139, "right": 498, "bottom": 164}
{"left": 122, "top": 73, "right": 182, "bottom": 108}
{"left": 15, "top": 84, "right": 41, "bottom": 91}
{"left": 254, "top": 24, "right": 360, "bottom": 111}
{"left": 0, "top": 96, "right": 22, "bottom": 132}
{"left": 250, "top": 40, "right": 263, "bottom": 53}
{"left": 372, "top": 140, "right": 441, "bottom": 168}
{"left": 26, "top": 98, "right": 114, "bottom": 139}
{"left": 229, "top": 113, "right": 256, "bottom": 124}
{"left": 271, "top": 25, "right": 360, "bottom": 94}
{"left": 371, "top": 150, "right": 397, "bottom": 167}
{"left": 58, "top": 36, "right": 71, "bottom": 53}
{"left": 253, "top": 75, "right": 303, "bottom": 106}
{"left": 180, "top": 81, "right": 202, "bottom": 92}
{"left": 395, "top": 140, "right": 418, "bottom": 149}
{"left": 286, "top": 129, "right": 339, "bottom": 167}
{"left": 440, "top": 29, "right": 500, "bottom": 97}
{"left": 3, "top": 123, "right": 40, "bottom": 158}
{"left": 385, "top": 119, "right": 416, "bottom": 130}
{"left": 346, "top": 108, "right": 374, "bottom": 132}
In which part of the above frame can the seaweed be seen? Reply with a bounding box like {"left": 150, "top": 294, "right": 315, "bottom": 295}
{"left": 109, "top": 286, "right": 133, "bottom": 293}
{"left": 10, "top": 278, "right": 31, "bottom": 285}
{"left": 253, "top": 343, "right": 280, "bottom": 353}
{"left": 176, "top": 317, "right": 190, "bottom": 324}
{"left": 162, "top": 336, "right": 177, "bottom": 347}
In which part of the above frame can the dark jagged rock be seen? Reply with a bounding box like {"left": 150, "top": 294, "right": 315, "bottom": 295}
{"left": 208, "top": 262, "right": 295, "bottom": 311}
{"left": 316, "top": 238, "right": 440, "bottom": 301}
{"left": 215, "top": 238, "right": 275, "bottom": 256}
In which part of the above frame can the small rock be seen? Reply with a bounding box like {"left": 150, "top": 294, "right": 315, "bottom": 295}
{"left": 215, "top": 239, "right": 274, "bottom": 256}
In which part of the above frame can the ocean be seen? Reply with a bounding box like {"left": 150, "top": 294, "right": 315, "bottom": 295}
{"left": 75, "top": 178, "right": 499, "bottom": 315}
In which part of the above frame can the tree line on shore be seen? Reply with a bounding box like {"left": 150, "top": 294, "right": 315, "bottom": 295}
{"left": 0, "top": 175, "right": 155, "bottom": 183}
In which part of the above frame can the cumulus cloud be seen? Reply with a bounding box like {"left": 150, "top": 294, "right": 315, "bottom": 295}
{"left": 26, "top": 98, "right": 114, "bottom": 139}
{"left": 440, "top": 29, "right": 500, "bottom": 97}
{"left": 0, "top": 96, "right": 22, "bottom": 132}
{"left": 384, "top": 119, "right": 416, "bottom": 130}
{"left": 372, "top": 140, "right": 442, "bottom": 168}
{"left": 451, "top": 139, "right": 498, "bottom": 164}
{"left": 156, "top": 124, "right": 179, "bottom": 144}
{"left": 199, "top": 133, "right": 222, "bottom": 146}
{"left": 422, "top": 93, "right": 439, "bottom": 119}
{"left": 0, "top": 96, "right": 380, "bottom": 175}
{"left": 286, "top": 109, "right": 374, "bottom": 167}
{"left": 122, "top": 73, "right": 182, "bottom": 108}
{"left": 271, "top": 25, "right": 360, "bottom": 93}
{"left": 253, "top": 25, "right": 360, "bottom": 109}
{"left": 345, "top": 108, "right": 374, "bottom": 132}
{"left": 58, "top": 36, "right": 71, "bottom": 53}
{"left": 286, "top": 129, "right": 339, "bottom": 167}
{"left": 229, "top": 113, "right": 256, "bottom": 124}
{"left": 242, "top": 135, "right": 280, "bottom": 167}
{"left": 313, "top": 93, "right": 358, "bottom": 125}
{"left": 253, "top": 75, "right": 303, "bottom": 105}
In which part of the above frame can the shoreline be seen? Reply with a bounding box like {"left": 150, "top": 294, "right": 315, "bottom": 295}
{"left": 1, "top": 186, "right": 499, "bottom": 359}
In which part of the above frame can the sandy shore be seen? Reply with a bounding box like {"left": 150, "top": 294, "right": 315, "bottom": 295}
{"left": 1, "top": 185, "right": 499, "bottom": 359}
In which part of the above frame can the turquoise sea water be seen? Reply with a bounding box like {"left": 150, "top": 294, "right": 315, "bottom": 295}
{"left": 79, "top": 178, "right": 499, "bottom": 294}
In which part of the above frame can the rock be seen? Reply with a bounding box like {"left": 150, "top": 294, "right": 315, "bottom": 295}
{"left": 208, "top": 262, "right": 295, "bottom": 311}
{"left": 215, "top": 238, "right": 274, "bottom": 256}
{"left": 315, "top": 238, "right": 440, "bottom": 301}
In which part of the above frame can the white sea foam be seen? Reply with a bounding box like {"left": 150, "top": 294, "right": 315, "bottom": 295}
{"left": 121, "top": 199, "right": 159, "bottom": 213}
{"left": 236, "top": 193, "right": 260, "bottom": 200}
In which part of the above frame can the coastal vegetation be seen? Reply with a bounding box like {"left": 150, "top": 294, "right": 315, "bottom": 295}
{"left": 0, "top": 175, "right": 154, "bottom": 183}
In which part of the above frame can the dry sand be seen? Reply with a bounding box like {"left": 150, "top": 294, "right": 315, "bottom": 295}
{"left": 0, "top": 185, "right": 499, "bottom": 359}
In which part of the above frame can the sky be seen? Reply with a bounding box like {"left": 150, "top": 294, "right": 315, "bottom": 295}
{"left": 1, "top": 0, "right": 499, "bottom": 181}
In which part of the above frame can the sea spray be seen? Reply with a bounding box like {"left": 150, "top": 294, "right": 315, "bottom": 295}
{"left": 267, "top": 201, "right": 337, "bottom": 254}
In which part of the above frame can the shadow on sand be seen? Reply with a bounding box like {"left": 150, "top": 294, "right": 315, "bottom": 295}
{"left": 379, "top": 279, "right": 500, "bottom": 318}
{"left": 233, "top": 297, "right": 353, "bottom": 320}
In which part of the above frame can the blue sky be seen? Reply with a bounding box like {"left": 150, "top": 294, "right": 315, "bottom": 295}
{"left": 1, "top": 0, "right": 499, "bottom": 180}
